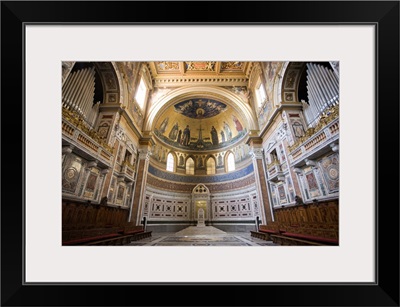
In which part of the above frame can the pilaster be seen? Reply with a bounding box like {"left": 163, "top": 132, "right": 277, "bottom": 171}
{"left": 247, "top": 137, "right": 273, "bottom": 224}
{"left": 129, "top": 138, "right": 154, "bottom": 224}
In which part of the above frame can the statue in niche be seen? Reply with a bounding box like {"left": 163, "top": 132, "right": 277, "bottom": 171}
{"left": 210, "top": 126, "right": 219, "bottom": 145}
{"left": 198, "top": 157, "right": 203, "bottom": 168}
{"left": 168, "top": 122, "right": 179, "bottom": 141}
{"left": 179, "top": 155, "right": 184, "bottom": 166}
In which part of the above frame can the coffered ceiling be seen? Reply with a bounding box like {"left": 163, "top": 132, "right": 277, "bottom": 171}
{"left": 147, "top": 61, "right": 253, "bottom": 88}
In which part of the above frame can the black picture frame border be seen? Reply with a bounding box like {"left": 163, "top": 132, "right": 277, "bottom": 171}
{"left": 1, "top": 1, "right": 399, "bottom": 306}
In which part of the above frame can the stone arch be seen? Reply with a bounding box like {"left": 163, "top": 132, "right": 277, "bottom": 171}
{"left": 224, "top": 150, "right": 235, "bottom": 172}
{"left": 192, "top": 184, "right": 211, "bottom": 225}
{"left": 166, "top": 150, "right": 178, "bottom": 172}
{"left": 280, "top": 62, "right": 306, "bottom": 104}
{"left": 91, "top": 62, "right": 121, "bottom": 105}
{"left": 205, "top": 155, "right": 216, "bottom": 174}
{"left": 193, "top": 183, "right": 210, "bottom": 194}
{"left": 185, "top": 155, "right": 196, "bottom": 175}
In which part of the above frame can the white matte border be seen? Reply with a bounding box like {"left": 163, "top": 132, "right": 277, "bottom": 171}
{"left": 25, "top": 25, "right": 375, "bottom": 283}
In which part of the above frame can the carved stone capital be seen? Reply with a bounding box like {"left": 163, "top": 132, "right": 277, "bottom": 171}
{"left": 87, "top": 160, "right": 98, "bottom": 168}
{"left": 62, "top": 145, "right": 74, "bottom": 154}
{"left": 330, "top": 143, "right": 339, "bottom": 152}
{"left": 305, "top": 159, "right": 316, "bottom": 167}
{"left": 138, "top": 149, "right": 151, "bottom": 160}
{"left": 101, "top": 168, "right": 110, "bottom": 175}
{"left": 250, "top": 148, "right": 264, "bottom": 159}
{"left": 294, "top": 167, "right": 303, "bottom": 174}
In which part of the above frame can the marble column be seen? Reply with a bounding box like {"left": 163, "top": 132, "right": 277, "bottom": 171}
{"left": 129, "top": 140, "right": 153, "bottom": 225}
{"left": 247, "top": 137, "right": 273, "bottom": 224}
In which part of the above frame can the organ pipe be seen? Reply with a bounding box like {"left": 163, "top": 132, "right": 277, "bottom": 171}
{"left": 64, "top": 70, "right": 80, "bottom": 110}
{"left": 305, "top": 63, "right": 340, "bottom": 127}
{"left": 315, "top": 64, "right": 332, "bottom": 106}
{"left": 308, "top": 64, "right": 329, "bottom": 108}
{"left": 307, "top": 73, "right": 325, "bottom": 112}
{"left": 62, "top": 71, "right": 74, "bottom": 107}
{"left": 306, "top": 63, "right": 339, "bottom": 114}
{"left": 69, "top": 69, "right": 86, "bottom": 114}
{"left": 75, "top": 68, "right": 91, "bottom": 115}
{"left": 81, "top": 68, "right": 96, "bottom": 118}
{"left": 62, "top": 66, "right": 97, "bottom": 124}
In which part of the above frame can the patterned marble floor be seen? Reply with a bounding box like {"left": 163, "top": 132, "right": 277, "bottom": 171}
{"left": 127, "top": 226, "right": 277, "bottom": 246}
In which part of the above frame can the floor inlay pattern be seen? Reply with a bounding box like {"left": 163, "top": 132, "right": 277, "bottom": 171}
{"left": 127, "top": 226, "right": 277, "bottom": 246}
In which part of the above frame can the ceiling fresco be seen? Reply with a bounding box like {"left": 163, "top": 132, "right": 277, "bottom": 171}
{"left": 154, "top": 99, "right": 247, "bottom": 151}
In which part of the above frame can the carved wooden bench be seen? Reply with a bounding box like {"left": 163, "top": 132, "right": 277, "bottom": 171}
{"left": 282, "top": 232, "right": 338, "bottom": 245}
{"left": 270, "top": 233, "right": 338, "bottom": 246}
{"left": 131, "top": 231, "right": 152, "bottom": 241}
{"left": 62, "top": 233, "right": 121, "bottom": 246}
{"left": 86, "top": 234, "right": 135, "bottom": 246}
{"left": 250, "top": 229, "right": 279, "bottom": 240}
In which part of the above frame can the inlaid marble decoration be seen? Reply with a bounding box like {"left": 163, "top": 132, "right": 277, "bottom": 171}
{"left": 278, "top": 185, "right": 288, "bottom": 204}
{"left": 212, "top": 196, "right": 253, "bottom": 219}
{"left": 62, "top": 156, "right": 83, "bottom": 193}
{"left": 305, "top": 172, "right": 321, "bottom": 198}
{"left": 116, "top": 185, "right": 125, "bottom": 200}
{"left": 319, "top": 153, "right": 339, "bottom": 193}
{"left": 85, "top": 173, "right": 98, "bottom": 192}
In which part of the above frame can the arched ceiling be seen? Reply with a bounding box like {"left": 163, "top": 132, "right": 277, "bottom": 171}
{"left": 153, "top": 96, "right": 247, "bottom": 151}
{"left": 145, "top": 85, "right": 259, "bottom": 152}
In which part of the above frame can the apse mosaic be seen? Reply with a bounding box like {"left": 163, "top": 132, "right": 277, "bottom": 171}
{"left": 154, "top": 98, "right": 247, "bottom": 151}
{"left": 174, "top": 99, "right": 227, "bottom": 119}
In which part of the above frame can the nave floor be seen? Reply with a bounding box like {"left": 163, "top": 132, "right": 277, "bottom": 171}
{"left": 127, "top": 226, "right": 277, "bottom": 246}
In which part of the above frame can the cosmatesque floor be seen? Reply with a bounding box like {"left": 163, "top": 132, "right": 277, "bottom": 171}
{"left": 127, "top": 226, "right": 277, "bottom": 246}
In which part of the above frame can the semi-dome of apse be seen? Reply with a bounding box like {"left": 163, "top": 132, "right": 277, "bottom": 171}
{"left": 153, "top": 97, "right": 247, "bottom": 151}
